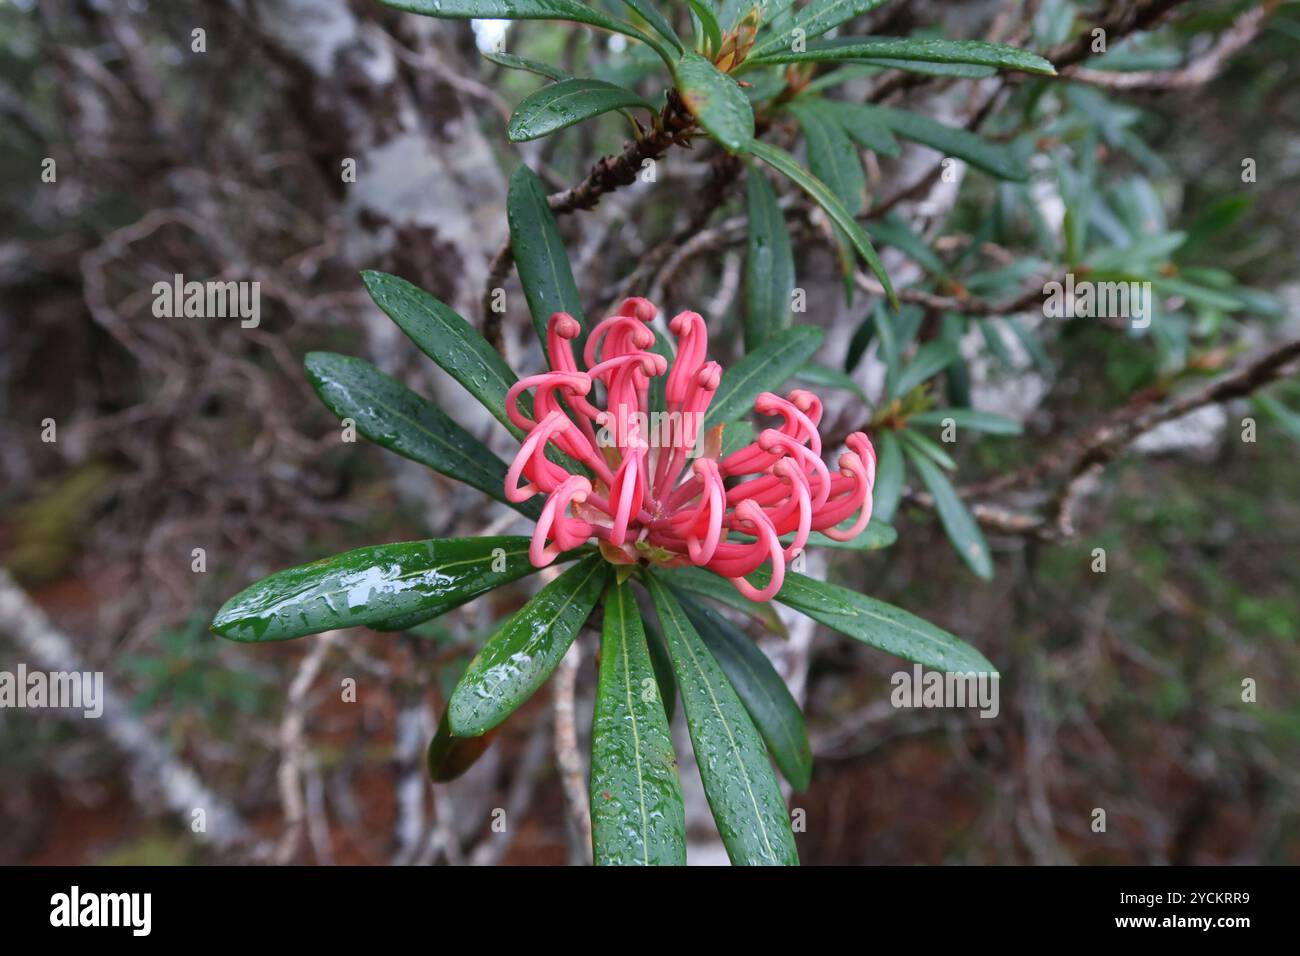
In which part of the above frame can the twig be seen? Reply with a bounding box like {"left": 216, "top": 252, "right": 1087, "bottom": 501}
{"left": 480, "top": 92, "right": 698, "bottom": 344}
{"left": 1067, "top": 4, "right": 1272, "bottom": 90}
{"left": 552, "top": 638, "right": 591, "bottom": 865}
{"left": 275, "top": 632, "right": 338, "bottom": 864}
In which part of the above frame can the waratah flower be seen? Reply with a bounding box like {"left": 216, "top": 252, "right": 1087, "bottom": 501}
{"left": 504, "top": 297, "right": 877, "bottom": 601}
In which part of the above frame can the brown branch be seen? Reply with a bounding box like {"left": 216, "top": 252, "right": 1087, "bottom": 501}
{"left": 1066, "top": 3, "right": 1272, "bottom": 90}
{"left": 480, "top": 92, "right": 698, "bottom": 346}
{"left": 1045, "top": 0, "right": 1197, "bottom": 73}
{"left": 926, "top": 337, "right": 1300, "bottom": 538}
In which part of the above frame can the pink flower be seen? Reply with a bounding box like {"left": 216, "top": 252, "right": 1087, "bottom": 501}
{"left": 505, "top": 298, "right": 876, "bottom": 602}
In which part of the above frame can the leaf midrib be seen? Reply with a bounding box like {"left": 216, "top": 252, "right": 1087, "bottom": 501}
{"left": 613, "top": 586, "right": 653, "bottom": 865}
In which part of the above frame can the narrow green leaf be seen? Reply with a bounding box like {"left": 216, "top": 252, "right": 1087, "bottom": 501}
{"left": 753, "top": 37, "right": 1056, "bottom": 75}
{"left": 855, "top": 58, "right": 996, "bottom": 78}
{"left": 591, "top": 580, "right": 687, "bottom": 865}
{"left": 870, "top": 431, "right": 905, "bottom": 524}
{"left": 304, "top": 351, "right": 539, "bottom": 518}
{"left": 873, "top": 300, "right": 900, "bottom": 391}
{"left": 211, "top": 537, "right": 554, "bottom": 642}
{"left": 786, "top": 99, "right": 866, "bottom": 214}
{"left": 892, "top": 340, "right": 959, "bottom": 398}
{"left": 621, "top": 0, "right": 683, "bottom": 52}
{"left": 898, "top": 428, "right": 956, "bottom": 471}
{"left": 749, "top": 0, "right": 891, "bottom": 59}
{"left": 861, "top": 105, "right": 1030, "bottom": 181}
{"left": 508, "top": 165, "right": 587, "bottom": 346}
{"left": 801, "top": 519, "right": 897, "bottom": 551}
{"left": 743, "top": 166, "right": 796, "bottom": 349}
{"left": 910, "top": 453, "right": 994, "bottom": 581}
{"left": 687, "top": 0, "right": 723, "bottom": 56}
{"left": 844, "top": 313, "right": 875, "bottom": 372}
{"left": 673, "top": 51, "right": 755, "bottom": 152}
{"left": 1253, "top": 392, "right": 1300, "bottom": 444}
{"left": 728, "top": 518, "right": 897, "bottom": 553}
{"left": 867, "top": 214, "right": 948, "bottom": 277}
{"left": 748, "top": 569, "right": 997, "bottom": 674}
{"left": 1005, "top": 314, "right": 1054, "bottom": 374}
{"left": 657, "top": 565, "right": 786, "bottom": 636}
{"left": 508, "top": 78, "right": 655, "bottom": 142}
{"left": 449, "top": 556, "right": 610, "bottom": 737}
{"left": 794, "top": 360, "right": 866, "bottom": 399}
{"left": 481, "top": 50, "right": 571, "bottom": 81}
{"left": 812, "top": 100, "right": 902, "bottom": 156}
{"left": 719, "top": 419, "right": 757, "bottom": 461}
{"left": 910, "top": 408, "right": 1023, "bottom": 435}
{"left": 704, "top": 324, "right": 823, "bottom": 429}
{"left": 645, "top": 575, "right": 799, "bottom": 866}
{"left": 641, "top": 610, "right": 678, "bottom": 720}
{"left": 978, "top": 317, "right": 1015, "bottom": 368}
{"left": 427, "top": 708, "right": 498, "bottom": 782}
{"left": 676, "top": 593, "right": 813, "bottom": 790}
{"left": 747, "top": 138, "right": 896, "bottom": 306}
{"left": 361, "top": 270, "right": 523, "bottom": 437}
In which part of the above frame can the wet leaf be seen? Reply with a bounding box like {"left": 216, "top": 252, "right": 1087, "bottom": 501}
{"left": 590, "top": 579, "right": 687, "bottom": 865}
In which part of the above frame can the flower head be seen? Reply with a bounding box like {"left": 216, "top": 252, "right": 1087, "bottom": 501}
{"left": 506, "top": 299, "right": 876, "bottom": 601}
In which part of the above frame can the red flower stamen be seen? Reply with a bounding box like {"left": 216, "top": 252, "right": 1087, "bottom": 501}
{"left": 505, "top": 300, "right": 876, "bottom": 600}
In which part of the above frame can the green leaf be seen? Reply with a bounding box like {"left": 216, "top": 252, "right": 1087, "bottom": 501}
{"left": 729, "top": 517, "right": 897, "bottom": 552}
{"left": 748, "top": 569, "right": 996, "bottom": 673}
{"left": 866, "top": 214, "right": 948, "bottom": 277}
{"left": 645, "top": 575, "right": 799, "bottom": 866}
{"left": 641, "top": 611, "right": 678, "bottom": 720}
{"left": 672, "top": 51, "right": 755, "bottom": 152}
{"left": 687, "top": 0, "right": 723, "bottom": 56}
{"left": 719, "top": 418, "right": 757, "bottom": 460}
{"left": 427, "top": 708, "right": 498, "bottom": 782}
{"left": 910, "top": 453, "right": 994, "bottom": 580}
{"left": 508, "top": 78, "right": 655, "bottom": 142}
{"left": 1253, "top": 392, "right": 1300, "bottom": 444}
{"left": 870, "top": 430, "right": 905, "bottom": 524}
{"left": 382, "top": 0, "right": 670, "bottom": 60}
{"left": 753, "top": 37, "right": 1056, "bottom": 76}
{"left": 704, "top": 324, "right": 824, "bottom": 429}
{"left": 304, "top": 351, "right": 540, "bottom": 519}
{"left": 211, "top": 537, "right": 553, "bottom": 642}
{"left": 861, "top": 105, "right": 1030, "bottom": 181}
{"left": 794, "top": 360, "right": 866, "bottom": 399}
{"left": 590, "top": 580, "right": 687, "bottom": 865}
{"left": 898, "top": 428, "right": 956, "bottom": 471}
{"left": 508, "top": 165, "right": 587, "bottom": 346}
{"left": 844, "top": 313, "right": 876, "bottom": 372}
{"left": 1005, "top": 314, "right": 1054, "bottom": 375}
{"left": 743, "top": 166, "right": 796, "bottom": 349}
{"left": 750, "top": 0, "right": 891, "bottom": 59}
{"left": 621, "top": 0, "right": 683, "bottom": 53}
{"left": 658, "top": 565, "right": 787, "bottom": 636}
{"left": 910, "top": 408, "right": 1023, "bottom": 435}
{"left": 361, "top": 271, "right": 523, "bottom": 438}
{"left": 802, "top": 519, "right": 896, "bottom": 551}
{"left": 481, "top": 50, "right": 571, "bottom": 81}
{"left": 747, "top": 139, "right": 896, "bottom": 306}
{"left": 857, "top": 58, "right": 996, "bottom": 78}
{"left": 448, "top": 555, "right": 610, "bottom": 737}
{"left": 818, "top": 101, "right": 901, "bottom": 156}
{"left": 786, "top": 99, "right": 866, "bottom": 214}
{"left": 676, "top": 593, "right": 812, "bottom": 790}
{"left": 892, "top": 340, "right": 959, "bottom": 398}
{"left": 873, "top": 300, "right": 900, "bottom": 390}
